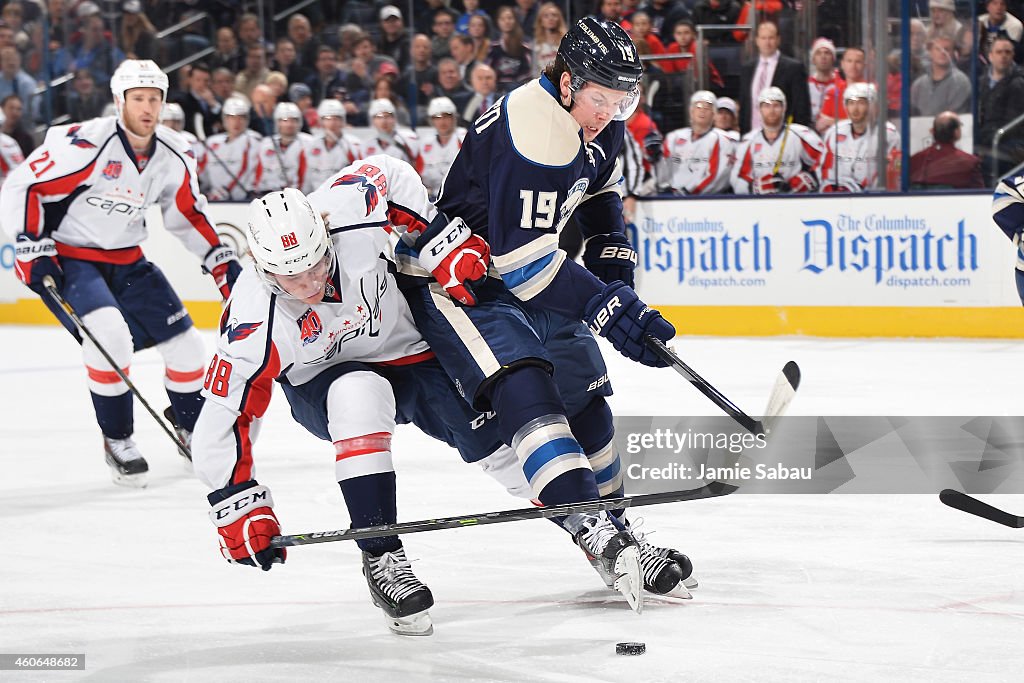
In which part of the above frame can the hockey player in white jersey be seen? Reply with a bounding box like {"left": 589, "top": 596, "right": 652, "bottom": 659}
{"left": 419, "top": 97, "right": 465, "bottom": 199}
{"left": 818, "top": 83, "right": 901, "bottom": 193}
{"left": 0, "top": 59, "right": 242, "bottom": 486}
{"left": 200, "top": 96, "right": 262, "bottom": 200}
{"left": 253, "top": 102, "right": 311, "bottom": 193}
{"left": 361, "top": 98, "right": 423, "bottom": 175}
{"left": 731, "top": 86, "right": 824, "bottom": 195}
{"left": 303, "top": 98, "right": 363, "bottom": 193}
{"left": 159, "top": 102, "right": 202, "bottom": 162}
{"left": 659, "top": 90, "right": 736, "bottom": 195}
{"left": 0, "top": 108, "right": 25, "bottom": 186}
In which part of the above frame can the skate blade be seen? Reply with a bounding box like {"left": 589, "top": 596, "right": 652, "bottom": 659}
{"left": 384, "top": 609, "right": 434, "bottom": 636}
{"left": 110, "top": 469, "right": 147, "bottom": 488}
{"left": 660, "top": 583, "right": 693, "bottom": 600}
{"left": 611, "top": 545, "right": 643, "bottom": 614}
{"left": 682, "top": 576, "right": 699, "bottom": 591}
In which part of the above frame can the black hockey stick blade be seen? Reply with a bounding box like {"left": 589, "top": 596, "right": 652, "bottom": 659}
{"left": 271, "top": 481, "right": 737, "bottom": 548}
{"left": 939, "top": 489, "right": 1024, "bottom": 528}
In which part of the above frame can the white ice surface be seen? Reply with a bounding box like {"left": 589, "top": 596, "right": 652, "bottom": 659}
{"left": 2, "top": 328, "right": 1023, "bottom": 682}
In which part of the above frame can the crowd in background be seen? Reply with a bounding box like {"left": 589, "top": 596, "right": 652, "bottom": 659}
{"left": 0, "top": 0, "right": 1023, "bottom": 198}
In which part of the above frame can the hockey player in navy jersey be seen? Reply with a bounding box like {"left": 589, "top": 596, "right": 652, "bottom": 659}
{"left": 992, "top": 171, "right": 1024, "bottom": 305}
{"left": 399, "top": 18, "right": 695, "bottom": 605}
{"left": 0, "top": 60, "right": 242, "bottom": 486}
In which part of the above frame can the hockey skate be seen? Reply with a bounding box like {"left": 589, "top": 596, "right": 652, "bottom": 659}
{"left": 163, "top": 407, "right": 193, "bottom": 465}
{"left": 570, "top": 512, "right": 643, "bottom": 613}
{"left": 625, "top": 518, "right": 697, "bottom": 598}
{"left": 362, "top": 548, "right": 434, "bottom": 636}
{"left": 103, "top": 436, "right": 148, "bottom": 488}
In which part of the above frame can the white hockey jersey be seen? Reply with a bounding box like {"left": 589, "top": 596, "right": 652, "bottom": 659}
{"left": 818, "top": 120, "right": 901, "bottom": 192}
{"left": 200, "top": 129, "right": 262, "bottom": 200}
{"left": 361, "top": 129, "right": 424, "bottom": 176}
{"left": 0, "top": 117, "right": 222, "bottom": 261}
{"left": 191, "top": 154, "right": 439, "bottom": 489}
{"left": 253, "top": 132, "right": 311, "bottom": 193}
{"left": 419, "top": 127, "right": 466, "bottom": 199}
{"left": 0, "top": 132, "right": 25, "bottom": 187}
{"left": 731, "top": 123, "right": 824, "bottom": 194}
{"left": 659, "top": 127, "right": 735, "bottom": 195}
{"left": 302, "top": 132, "right": 363, "bottom": 194}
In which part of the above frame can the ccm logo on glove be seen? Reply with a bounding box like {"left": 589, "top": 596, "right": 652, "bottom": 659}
{"left": 210, "top": 487, "right": 272, "bottom": 522}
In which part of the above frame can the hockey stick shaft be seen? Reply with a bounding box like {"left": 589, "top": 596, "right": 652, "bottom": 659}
{"left": 939, "top": 489, "right": 1024, "bottom": 528}
{"left": 42, "top": 276, "right": 192, "bottom": 457}
{"left": 645, "top": 336, "right": 765, "bottom": 435}
{"left": 271, "top": 482, "right": 737, "bottom": 548}
{"left": 772, "top": 114, "right": 794, "bottom": 175}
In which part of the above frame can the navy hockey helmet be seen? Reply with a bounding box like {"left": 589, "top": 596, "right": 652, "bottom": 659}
{"left": 557, "top": 17, "right": 643, "bottom": 120}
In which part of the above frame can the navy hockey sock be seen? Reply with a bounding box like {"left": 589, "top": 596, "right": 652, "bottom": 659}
{"left": 166, "top": 389, "right": 204, "bottom": 432}
{"left": 570, "top": 397, "right": 625, "bottom": 519}
{"left": 338, "top": 472, "right": 402, "bottom": 556}
{"left": 1016, "top": 268, "right": 1024, "bottom": 305}
{"left": 91, "top": 391, "right": 133, "bottom": 440}
{"left": 489, "top": 367, "right": 599, "bottom": 507}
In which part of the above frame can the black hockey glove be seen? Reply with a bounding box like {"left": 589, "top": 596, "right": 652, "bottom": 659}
{"left": 584, "top": 281, "right": 675, "bottom": 367}
{"left": 582, "top": 233, "right": 637, "bottom": 288}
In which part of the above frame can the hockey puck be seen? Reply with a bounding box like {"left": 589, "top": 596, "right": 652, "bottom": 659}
{"left": 616, "top": 642, "right": 645, "bottom": 656}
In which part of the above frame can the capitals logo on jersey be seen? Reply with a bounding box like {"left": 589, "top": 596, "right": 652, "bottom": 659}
{"left": 297, "top": 308, "right": 323, "bottom": 345}
{"left": 331, "top": 174, "right": 379, "bottom": 216}
{"left": 66, "top": 125, "right": 96, "bottom": 149}
{"left": 102, "top": 161, "right": 122, "bottom": 180}
{"left": 223, "top": 319, "right": 263, "bottom": 343}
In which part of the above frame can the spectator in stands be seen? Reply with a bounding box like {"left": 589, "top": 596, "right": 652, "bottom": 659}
{"left": 431, "top": 8, "right": 458, "bottom": 61}
{"left": 461, "top": 62, "right": 498, "bottom": 124}
{"left": 288, "top": 14, "right": 320, "bottom": 72}
{"left": 926, "top": 0, "right": 963, "bottom": 41}
{"left": 235, "top": 44, "right": 270, "bottom": 100}
{"left": 659, "top": 90, "right": 736, "bottom": 195}
{"left": 175, "top": 61, "right": 220, "bottom": 135}
{"left": 911, "top": 33, "right": 971, "bottom": 116}
{"left": 641, "top": 0, "right": 691, "bottom": 42}
{"left": 120, "top": 1, "right": 157, "bottom": 61}
{"left": 455, "top": 1, "right": 482, "bottom": 36}
{"left": 0, "top": 47, "right": 35, "bottom": 125}
{"left": 468, "top": 13, "right": 492, "bottom": 64}
{"left": 661, "top": 19, "right": 725, "bottom": 87}
{"left": 65, "top": 13, "right": 124, "bottom": 87}
{"left": 816, "top": 46, "right": 866, "bottom": 134}
{"left": 350, "top": 34, "right": 398, "bottom": 92}
{"left": 211, "top": 67, "right": 236, "bottom": 105}
{"left": 433, "top": 56, "right": 473, "bottom": 121}
{"left": 337, "top": 24, "right": 364, "bottom": 64}
{"left": 630, "top": 11, "right": 666, "bottom": 54}
{"left": 691, "top": 0, "right": 742, "bottom": 44}
{"left": 306, "top": 45, "right": 347, "bottom": 106}
{"left": 249, "top": 83, "right": 277, "bottom": 137}
{"left": 449, "top": 34, "right": 479, "bottom": 85}
{"left": 401, "top": 34, "right": 439, "bottom": 122}
{"left": 515, "top": 0, "right": 541, "bottom": 41}
{"left": 488, "top": 6, "right": 533, "bottom": 93}
{"left": 532, "top": 2, "right": 567, "bottom": 77}
{"left": 288, "top": 82, "right": 316, "bottom": 130}
{"left": 740, "top": 20, "right": 811, "bottom": 132}
{"left": 65, "top": 67, "right": 107, "bottom": 122}
{"left": 211, "top": 27, "right": 243, "bottom": 73}
{"left": 2, "top": 93, "right": 33, "bottom": 155}
{"left": 714, "top": 96, "right": 740, "bottom": 140}
{"left": 237, "top": 12, "right": 269, "bottom": 53}
{"left": 371, "top": 75, "right": 412, "bottom": 127}
{"left": 378, "top": 5, "right": 411, "bottom": 72}
{"left": 272, "top": 36, "right": 309, "bottom": 85}
{"left": 910, "top": 111, "right": 985, "bottom": 188}
{"left": 265, "top": 71, "right": 289, "bottom": 101}
{"left": 807, "top": 38, "right": 841, "bottom": 122}
{"left": 979, "top": 0, "right": 1023, "bottom": 55}
{"left": 977, "top": 35, "right": 1024, "bottom": 184}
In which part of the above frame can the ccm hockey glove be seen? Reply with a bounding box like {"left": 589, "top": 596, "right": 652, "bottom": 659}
{"left": 208, "top": 480, "right": 285, "bottom": 571}
{"left": 416, "top": 213, "right": 490, "bottom": 305}
{"left": 584, "top": 281, "right": 675, "bottom": 367}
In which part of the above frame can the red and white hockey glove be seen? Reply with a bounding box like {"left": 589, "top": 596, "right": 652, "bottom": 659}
{"left": 14, "top": 235, "right": 63, "bottom": 296}
{"left": 416, "top": 214, "right": 490, "bottom": 306}
{"left": 753, "top": 174, "right": 785, "bottom": 195}
{"left": 787, "top": 171, "right": 818, "bottom": 194}
{"left": 203, "top": 244, "right": 243, "bottom": 300}
{"left": 207, "top": 480, "right": 286, "bottom": 571}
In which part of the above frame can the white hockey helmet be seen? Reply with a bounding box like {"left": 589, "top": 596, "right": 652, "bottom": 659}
{"left": 427, "top": 96, "right": 456, "bottom": 117}
{"left": 111, "top": 59, "right": 168, "bottom": 104}
{"left": 160, "top": 102, "right": 185, "bottom": 123}
{"left": 690, "top": 90, "right": 717, "bottom": 107}
{"left": 844, "top": 81, "right": 877, "bottom": 103}
{"left": 222, "top": 96, "right": 251, "bottom": 118}
{"left": 757, "top": 86, "right": 787, "bottom": 107}
{"left": 316, "top": 98, "right": 346, "bottom": 120}
{"left": 273, "top": 102, "right": 301, "bottom": 121}
{"left": 368, "top": 98, "right": 396, "bottom": 118}
{"left": 246, "top": 188, "right": 335, "bottom": 297}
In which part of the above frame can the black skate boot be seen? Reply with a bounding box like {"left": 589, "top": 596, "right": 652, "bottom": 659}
{"left": 103, "top": 436, "right": 148, "bottom": 488}
{"left": 163, "top": 407, "right": 192, "bottom": 464}
{"left": 571, "top": 512, "right": 643, "bottom": 613}
{"left": 362, "top": 548, "right": 434, "bottom": 636}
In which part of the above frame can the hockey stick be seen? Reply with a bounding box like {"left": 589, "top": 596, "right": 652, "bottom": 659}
{"left": 772, "top": 114, "right": 794, "bottom": 176}
{"left": 193, "top": 113, "right": 255, "bottom": 199}
{"left": 645, "top": 336, "right": 801, "bottom": 436}
{"left": 268, "top": 132, "right": 291, "bottom": 189}
{"left": 939, "top": 489, "right": 1024, "bottom": 528}
{"left": 42, "top": 276, "right": 192, "bottom": 458}
{"left": 271, "top": 482, "right": 736, "bottom": 548}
